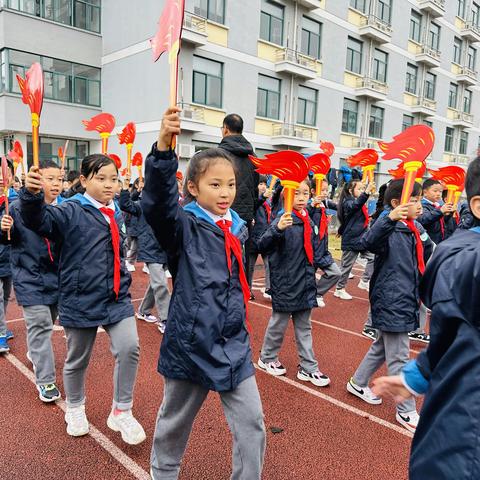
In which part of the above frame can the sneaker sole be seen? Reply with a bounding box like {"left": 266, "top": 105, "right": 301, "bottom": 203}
{"left": 409, "top": 337, "right": 430, "bottom": 344}
{"left": 297, "top": 371, "right": 330, "bottom": 387}
{"left": 37, "top": 387, "right": 61, "bottom": 403}
{"left": 107, "top": 415, "right": 146, "bottom": 445}
{"left": 346, "top": 381, "right": 382, "bottom": 405}
{"left": 65, "top": 418, "right": 89, "bottom": 437}
{"left": 361, "top": 331, "right": 377, "bottom": 340}
{"left": 136, "top": 314, "right": 157, "bottom": 323}
{"left": 396, "top": 413, "right": 417, "bottom": 433}
{"left": 334, "top": 293, "right": 352, "bottom": 301}
{"left": 257, "top": 359, "right": 286, "bottom": 376}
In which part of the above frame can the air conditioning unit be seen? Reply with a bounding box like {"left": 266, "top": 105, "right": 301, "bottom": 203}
{"left": 178, "top": 144, "right": 196, "bottom": 159}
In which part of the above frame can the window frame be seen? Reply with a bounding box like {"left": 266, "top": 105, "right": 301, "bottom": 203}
{"left": 192, "top": 55, "right": 224, "bottom": 109}
{"left": 410, "top": 10, "right": 422, "bottom": 43}
{"left": 369, "top": 105, "right": 384, "bottom": 139}
{"left": 297, "top": 85, "right": 318, "bottom": 127}
{"left": 405, "top": 63, "right": 418, "bottom": 94}
{"left": 342, "top": 98, "right": 359, "bottom": 134}
{"left": 346, "top": 37, "right": 363, "bottom": 75}
{"left": 301, "top": 16, "right": 322, "bottom": 60}
{"left": 257, "top": 74, "right": 281, "bottom": 120}
{"left": 260, "top": 0, "right": 284, "bottom": 46}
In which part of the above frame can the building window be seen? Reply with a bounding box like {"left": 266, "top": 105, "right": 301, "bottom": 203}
{"left": 459, "top": 131, "right": 469, "bottom": 155}
{"left": 193, "top": 0, "right": 225, "bottom": 23}
{"left": 376, "top": 0, "right": 392, "bottom": 24}
{"left": 297, "top": 86, "right": 317, "bottom": 126}
{"left": 342, "top": 98, "right": 358, "bottom": 134}
{"left": 457, "top": 0, "right": 466, "bottom": 18}
{"left": 402, "top": 114, "right": 414, "bottom": 131}
{"left": 350, "top": 0, "right": 366, "bottom": 12}
{"left": 429, "top": 23, "right": 441, "bottom": 51}
{"left": 0, "top": 50, "right": 7, "bottom": 94}
{"left": 373, "top": 48, "right": 388, "bottom": 82}
{"left": 301, "top": 17, "right": 321, "bottom": 59}
{"left": 445, "top": 127, "right": 454, "bottom": 152}
{"left": 424, "top": 120, "right": 433, "bottom": 128}
{"left": 405, "top": 63, "right": 418, "bottom": 94}
{"left": 260, "top": 0, "right": 284, "bottom": 45}
{"left": 192, "top": 56, "right": 223, "bottom": 108}
{"left": 449, "top": 83, "right": 458, "bottom": 109}
{"left": 257, "top": 74, "right": 280, "bottom": 120}
{"left": 369, "top": 106, "right": 384, "bottom": 138}
{"left": 424, "top": 72, "right": 436, "bottom": 100}
{"left": 346, "top": 37, "right": 363, "bottom": 74}
{"left": 468, "top": 46, "right": 477, "bottom": 70}
{"left": 453, "top": 37, "right": 463, "bottom": 64}
{"left": 463, "top": 89, "right": 472, "bottom": 113}
{"left": 472, "top": 2, "right": 480, "bottom": 27}
{"left": 7, "top": 0, "right": 101, "bottom": 33}
{"left": 410, "top": 10, "right": 422, "bottom": 43}
{"left": 4, "top": 48, "right": 100, "bottom": 106}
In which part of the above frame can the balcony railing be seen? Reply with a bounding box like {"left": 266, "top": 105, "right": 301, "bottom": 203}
{"left": 179, "top": 103, "right": 205, "bottom": 123}
{"left": 453, "top": 111, "right": 474, "bottom": 124}
{"left": 359, "top": 15, "right": 392, "bottom": 34}
{"left": 275, "top": 49, "right": 318, "bottom": 71}
{"left": 356, "top": 77, "right": 388, "bottom": 94}
{"left": 415, "top": 44, "right": 441, "bottom": 61}
{"left": 272, "top": 123, "right": 317, "bottom": 142}
{"left": 183, "top": 11, "right": 207, "bottom": 34}
{"left": 412, "top": 97, "right": 437, "bottom": 111}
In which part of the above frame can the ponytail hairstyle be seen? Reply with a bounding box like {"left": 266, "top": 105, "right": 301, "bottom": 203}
{"left": 337, "top": 180, "right": 362, "bottom": 226}
{"left": 384, "top": 179, "right": 422, "bottom": 208}
{"left": 183, "top": 148, "right": 236, "bottom": 205}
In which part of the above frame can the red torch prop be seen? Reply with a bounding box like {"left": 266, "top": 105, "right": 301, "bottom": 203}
{"left": 389, "top": 159, "right": 427, "bottom": 183}
{"left": 108, "top": 154, "right": 123, "bottom": 171}
{"left": 379, "top": 125, "right": 434, "bottom": 205}
{"left": 118, "top": 123, "right": 136, "bottom": 176}
{"left": 16, "top": 63, "right": 44, "bottom": 168}
{"left": 132, "top": 152, "right": 144, "bottom": 182}
{"left": 347, "top": 149, "right": 378, "bottom": 186}
{"left": 319, "top": 141, "right": 335, "bottom": 158}
{"left": 8, "top": 141, "right": 24, "bottom": 177}
{"left": 428, "top": 166, "right": 466, "bottom": 205}
{"left": 58, "top": 140, "right": 69, "bottom": 171}
{"left": 250, "top": 151, "right": 310, "bottom": 215}
{"left": 83, "top": 113, "right": 116, "bottom": 155}
{"left": 308, "top": 153, "right": 331, "bottom": 198}
{"left": 1, "top": 156, "right": 10, "bottom": 240}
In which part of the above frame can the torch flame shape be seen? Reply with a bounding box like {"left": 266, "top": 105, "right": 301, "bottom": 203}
{"left": 108, "top": 154, "right": 123, "bottom": 170}
{"left": 8, "top": 141, "right": 24, "bottom": 171}
{"left": 308, "top": 153, "right": 331, "bottom": 197}
{"left": 428, "top": 166, "right": 466, "bottom": 204}
{"left": 347, "top": 149, "right": 378, "bottom": 185}
{"left": 389, "top": 160, "right": 427, "bottom": 181}
{"left": 320, "top": 141, "right": 335, "bottom": 158}
{"left": 82, "top": 113, "right": 116, "bottom": 134}
{"left": 118, "top": 122, "right": 137, "bottom": 145}
{"left": 16, "top": 62, "right": 44, "bottom": 118}
{"left": 132, "top": 152, "right": 144, "bottom": 182}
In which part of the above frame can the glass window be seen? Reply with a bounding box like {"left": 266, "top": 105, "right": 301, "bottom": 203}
{"left": 445, "top": 127, "right": 454, "bottom": 152}
{"left": 297, "top": 85, "right": 317, "bottom": 126}
{"left": 449, "top": 83, "right": 458, "bottom": 109}
{"left": 459, "top": 131, "right": 469, "bottom": 155}
{"left": 192, "top": 56, "right": 223, "bottom": 108}
{"left": 349, "top": 0, "right": 366, "bottom": 12}
{"left": 346, "top": 37, "right": 363, "bottom": 74}
{"left": 260, "top": 0, "right": 284, "bottom": 45}
{"left": 424, "top": 72, "right": 436, "bottom": 100}
{"left": 457, "top": 0, "right": 466, "bottom": 18}
{"left": 373, "top": 49, "right": 388, "bottom": 83}
{"left": 342, "top": 98, "right": 358, "bottom": 134}
{"left": 377, "top": 0, "right": 392, "bottom": 24}
{"left": 453, "top": 37, "right": 463, "bottom": 64}
{"left": 402, "top": 115, "right": 414, "bottom": 131}
{"left": 0, "top": 50, "right": 6, "bottom": 93}
{"left": 369, "top": 106, "right": 384, "bottom": 139}
{"left": 472, "top": 2, "right": 480, "bottom": 27}
{"left": 410, "top": 10, "right": 422, "bottom": 43}
{"left": 257, "top": 74, "right": 281, "bottom": 120}
{"left": 301, "top": 17, "right": 321, "bottom": 59}
{"left": 424, "top": 120, "right": 433, "bottom": 128}
{"left": 193, "top": 0, "right": 225, "bottom": 23}
{"left": 429, "top": 23, "right": 441, "bottom": 51}
{"left": 463, "top": 89, "right": 472, "bottom": 113}
{"left": 73, "top": 1, "right": 101, "bottom": 33}
{"left": 468, "top": 46, "right": 477, "bottom": 70}
{"left": 405, "top": 63, "right": 418, "bottom": 94}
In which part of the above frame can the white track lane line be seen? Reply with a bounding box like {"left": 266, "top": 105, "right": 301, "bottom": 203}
{"left": 4, "top": 353, "right": 151, "bottom": 480}
{"left": 255, "top": 365, "right": 413, "bottom": 438}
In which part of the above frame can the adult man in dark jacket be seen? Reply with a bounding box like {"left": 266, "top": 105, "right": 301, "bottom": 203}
{"left": 218, "top": 114, "right": 259, "bottom": 295}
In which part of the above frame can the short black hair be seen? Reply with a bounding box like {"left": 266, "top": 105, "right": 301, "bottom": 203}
{"left": 466, "top": 156, "right": 480, "bottom": 202}
{"left": 81, "top": 154, "right": 116, "bottom": 179}
{"left": 423, "top": 178, "right": 442, "bottom": 191}
{"left": 259, "top": 175, "right": 267, "bottom": 184}
{"left": 384, "top": 179, "right": 422, "bottom": 207}
{"left": 223, "top": 114, "right": 243, "bottom": 134}
{"left": 67, "top": 170, "right": 80, "bottom": 183}
{"left": 39, "top": 159, "right": 60, "bottom": 170}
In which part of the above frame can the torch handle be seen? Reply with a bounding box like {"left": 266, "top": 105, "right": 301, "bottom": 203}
{"left": 400, "top": 169, "right": 418, "bottom": 205}
{"left": 5, "top": 194, "right": 10, "bottom": 241}
{"left": 283, "top": 187, "right": 295, "bottom": 215}
{"left": 100, "top": 133, "right": 110, "bottom": 155}
{"left": 169, "top": 53, "right": 179, "bottom": 151}
{"left": 127, "top": 144, "right": 133, "bottom": 176}
{"left": 445, "top": 186, "right": 456, "bottom": 205}
{"left": 32, "top": 124, "right": 40, "bottom": 168}
{"left": 138, "top": 165, "right": 143, "bottom": 183}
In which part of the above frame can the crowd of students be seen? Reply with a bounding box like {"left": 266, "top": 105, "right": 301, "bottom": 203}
{"left": 1, "top": 107, "right": 479, "bottom": 479}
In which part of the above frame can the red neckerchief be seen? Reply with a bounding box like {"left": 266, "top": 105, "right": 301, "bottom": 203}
{"left": 454, "top": 211, "right": 460, "bottom": 225}
{"left": 44, "top": 239, "right": 54, "bottom": 263}
{"left": 263, "top": 201, "right": 272, "bottom": 224}
{"left": 362, "top": 204, "right": 369, "bottom": 228}
{"left": 403, "top": 220, "right": 425, "bottom": 275}
{"left": 215, "top": 220, "right": 251, "bottom": 333}
{"left": 0, "top": 196, "right": 5, "bottom": 208}
{"left": 434, "top": 203, "right": 445, "bottom": 239}
{"left": 100, "top": 208, "right": 120, "bottom": 299}
{"left": 319, "top": 204, "right": 328, "bottom": 240}
{"left": 292, "top": 209, "right": 314, "bottom": 265}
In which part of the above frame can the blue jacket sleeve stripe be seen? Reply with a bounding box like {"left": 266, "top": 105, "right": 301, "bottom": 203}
{"left": 401, "top": 359, "right": 429, "bottom": 396}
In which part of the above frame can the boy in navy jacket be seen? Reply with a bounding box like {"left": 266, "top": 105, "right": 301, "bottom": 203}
{"left": 373, "top": 157, "right": 480, "bottom": 479}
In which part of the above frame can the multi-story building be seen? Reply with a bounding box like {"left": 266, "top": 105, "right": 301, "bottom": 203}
{"left": 1, "top": 0, "right": 480, "bottom": 183}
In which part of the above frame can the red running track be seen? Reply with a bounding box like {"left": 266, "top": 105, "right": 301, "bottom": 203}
{"left": 0, "top": 264, "right": 425, "bottom": 479}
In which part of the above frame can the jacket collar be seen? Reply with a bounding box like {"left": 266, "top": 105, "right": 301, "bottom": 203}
{"left": 66, "top": 193, "right": 122, "bottom": 220}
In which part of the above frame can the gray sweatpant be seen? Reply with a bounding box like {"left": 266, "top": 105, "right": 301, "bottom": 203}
{"left": 138, "top": 263, "right": 171, "bottom": 320}
{"left": 336, "top": 250, "right": 374, "bottom": 290}
{"left": 247, "top": 253, "right": 270, "bottom": 290}
{"left": 413, "top": 303, "right": 429, "bottom": 334}
{"left": 0, "top": 276, "right": 12, "bottom": 337}
{"left": 260, "top": 309, "right": 318, "bottom": 373}
{"left": 126, "top": 237, "right": 138, "bottom": 264}
{"left": 151, "top": 375, "right": 266, "bottom": 480}
{"left": 316, "top": 262, "right": 342, "bottom": 296}
{"left": 353, "top": 330, "right": 416, "bottom": 413}
{"left": 24, "top": 304, "right": 58, "bottom": 385}
{"left": 63, "top": 316, "right": 140, "bottom": 410}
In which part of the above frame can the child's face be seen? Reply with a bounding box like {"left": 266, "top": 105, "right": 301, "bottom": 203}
{"left": 13, "top": 179, "right": 21, "bottom": 191}
{"left": 63, "top": 180, "right": 70, "bottom": 191}
{"left": 293, "top": 181, "right": 310, "bottom": 211}
{"left": 258, "top": 182, "right": 267, "bottom": 195}
{"left": 41, "top": 167, "right": 63, "bottom": 202}
{"left": 80, "top": 163, "right": 118, "bottom": 205}
{"left": 407, "top": 196, "right": 422, "bottom": 220}
{"left": 423, "top": 183, "right": 443, "bottom": 203}
{"left": 188, "top": 160, "right": 236, "bottom": 216}
{"left": 352, "top": 182, "right": 366, "bottom": 198}
{"left": 320, "top": 181, "right": 329, "bottom": 199}
{"left": 0, "top": 169, "right": 13, "bottom": 189}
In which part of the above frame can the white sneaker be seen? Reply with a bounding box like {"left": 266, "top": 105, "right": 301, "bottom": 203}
{"left": 396, "top": 410, "right": 419, "bottom": 433}
{"left": 334, "top": 289, "right": 352, "bottom": 300}
{"left": 257, "top": 358, "right": 286, "bottom": 376}
{"left": 157, "top": 320, "right": 166, "bottom": 334}
{"left": 107, "top": 409, "right": 146, "bottom": 445}
{"left": 358, "top": 280, "right": 370, "bottom": 291}
{"left": 26, "top": 350, "right": 35, "bottom": 371}
{"left": 348, "top": 272, "right": 355, "bottom": 279}
{"left": 316, "top": 296, "right": 326, "bottom": 308}
{"left": 136, "top": 311, "right": 158, "bottom": 323}
{"left": 263, "top": 292, "right": 272, "bottom": 300}
{"left": 297, "top": 369, "right": 330, "bottom": 387}
{"left": 65, "top": 405, "right": 89, "bottom": 437}
{"left": 346, "top": 378, "right": 382, "bottom": 405}
{"left": 165, "top": 269, "right": 172, "bottom": 279}
{"left": 142, "top": 264, "right": 149, "bottom": 274}
{"left": 126, "top": 262, "right": 136, "bottom": 272}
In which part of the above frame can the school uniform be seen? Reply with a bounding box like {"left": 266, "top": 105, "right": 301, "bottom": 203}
{"left": 418, "top": 198, "right": 446, "bottom": 244}
{"left": 125, "top": 189, "right": 141, "bottom": 264}
{"left": 458, "top": 203, "right": 474, "bottom": 230}
{"left": 401, "top": 228, "right": 480, "bottom": 479}
{"left": 19, "top": 189, "right": 139, "bottom": 410}
{"left": 141, "top": 146, "right": 265, "bottom": 480}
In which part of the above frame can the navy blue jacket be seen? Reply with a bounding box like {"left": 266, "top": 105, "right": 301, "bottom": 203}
{"left": 407, "top": 228, "right": 480, "bottom": 480}
{"left": 258, "top": 210, "right": 326, "bottom": 312}
{"left": 458, "top": 204, "right": 475, "bottom": 230}
{"left": 19, "top": 190, "right": 134, "bottom": 328}
{"left": 124, "top": 189, "right": 141, "bottom": 237}
{"left": 418, "top": 199, "right": 445, "bottom": 244}
{"left": 5, "top": 201, "right": 59, "bottom": 306}
{"left": 339, "top": 192, "right": 370, "bottom": 251}
{"left": 359, "top": 213, "right": 433, "bottom": 332}
{"left": 141, "top": 146, "right": 254, "bottom": 392}
{"left": 444, "top": 213, "right": 457, "bottom": 239}
{"left": 307, "top": 200, "right": 336, "bottom": 270}
{"left": 0, "top": 189, "right": 18, "bottom": 278}
{"left": 119, "top": 190, "right": 167, "bottom": 265}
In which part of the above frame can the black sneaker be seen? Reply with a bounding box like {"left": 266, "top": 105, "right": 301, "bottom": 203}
{"left": 362, "top": 327, "right": 378, "bottom": 340}
{"left": 408, "top": 332, "right": 430, "bottom": 343}
{"left": 37, "top": 383, "right": 61, "bottom": 403}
